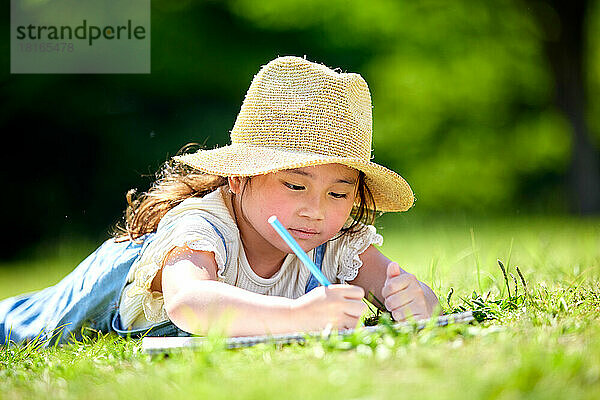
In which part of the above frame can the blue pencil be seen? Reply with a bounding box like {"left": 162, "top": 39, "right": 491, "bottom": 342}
{"left": 268, "top": 215, "right": 331, "bottom": 287}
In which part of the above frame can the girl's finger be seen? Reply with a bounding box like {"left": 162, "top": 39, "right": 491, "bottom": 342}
{"left": 340, "top": 285, "right": 365, "bottom": 300}
{"left": 381, "top": 273, "right": 415, "bottom": 298}
{"left": 342, "top": 315, "right": 361, "bottom": 329}
{"left": 392, "top": 301, "right": 428, "bottom": 322}
{"left": 385, "top": 293, "right": 416, "bottom": 312}
{"left": 386, "top": 262, "right": 401, "bottom": 279}
{"left": 343, "top": 299, "right": 368, "bottom": 318}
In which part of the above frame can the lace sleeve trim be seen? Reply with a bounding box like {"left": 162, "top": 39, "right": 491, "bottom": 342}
{"left": 337, "top": 225, "right": 383, "bottom": 283}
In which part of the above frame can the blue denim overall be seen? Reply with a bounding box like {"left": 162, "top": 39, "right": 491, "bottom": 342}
{"left": 0, "top": 222, "right": 328, "bottom": 346}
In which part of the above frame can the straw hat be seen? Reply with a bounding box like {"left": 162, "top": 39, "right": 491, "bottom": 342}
{"left": 174, "top": 56, "right": 414, "bottom": 212}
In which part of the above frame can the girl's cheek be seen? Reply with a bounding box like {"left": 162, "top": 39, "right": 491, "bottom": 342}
{"left": 332, "top": 208, "right": 351, "bottom": 230}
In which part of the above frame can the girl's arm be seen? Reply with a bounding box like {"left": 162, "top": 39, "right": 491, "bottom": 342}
{"left": 349, "top": 245, "right": 440, "bottom": 321}
{"left": 161, "top": 246, "right": 366, "bottom": 336}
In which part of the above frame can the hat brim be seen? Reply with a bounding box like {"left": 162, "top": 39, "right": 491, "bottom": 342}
{"left": 174, "top": 144, "right": 414, "bottom": 212}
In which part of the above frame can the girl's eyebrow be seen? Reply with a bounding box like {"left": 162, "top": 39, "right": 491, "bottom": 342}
{"left": 286, "top": 168, "right": 357, "bottom": 185}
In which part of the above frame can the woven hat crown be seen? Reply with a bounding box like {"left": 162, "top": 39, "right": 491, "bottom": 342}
{"left": 231, "top": 56, "right": 373, "bottom": 160}
{"left": 174, "top": 56, "right": 414, "bottom": 212}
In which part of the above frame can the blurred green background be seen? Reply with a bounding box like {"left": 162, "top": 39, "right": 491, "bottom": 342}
{"left": 2, "top": 0, "right": 599, "bottom": 259}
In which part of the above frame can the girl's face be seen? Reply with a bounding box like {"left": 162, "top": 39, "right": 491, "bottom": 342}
{"left": 229, "top": 164, "right": 359, "bottom": 254}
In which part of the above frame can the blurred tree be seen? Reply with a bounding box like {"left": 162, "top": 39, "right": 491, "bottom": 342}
{"left": 228, "top": 0, "right": 578, "bottom": 213}
{"left": 526, "top": 0, "right": 600, "bottom": 214}
{"left": 1, "top": 0, "right": 599, "bottom": 258}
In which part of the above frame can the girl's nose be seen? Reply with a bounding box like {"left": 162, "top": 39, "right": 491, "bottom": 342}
{"left": 298, "top": 194, "right": 325, "bottom": 220}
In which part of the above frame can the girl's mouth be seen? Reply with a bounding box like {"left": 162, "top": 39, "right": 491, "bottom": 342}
{"left": 288, "top": 228, "right": 319, "bottom": 240}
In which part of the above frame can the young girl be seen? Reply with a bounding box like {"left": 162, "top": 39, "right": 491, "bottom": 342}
{"left": 0, "top": 56, "right": 439, "bottom": 345}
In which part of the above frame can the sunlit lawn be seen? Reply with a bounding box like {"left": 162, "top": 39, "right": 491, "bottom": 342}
{"left": 1, "top": 214, "right": 599, "bottom": 400}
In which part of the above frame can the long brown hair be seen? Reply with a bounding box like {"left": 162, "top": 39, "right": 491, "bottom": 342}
{"left": 114, "top": 147, "right": 378, "bottom": 242}
{"left": 113, "top": 146, "right": 227, "bottom": 242}
{"left": 344, "top": 171, "right": 378, "bottom": 235}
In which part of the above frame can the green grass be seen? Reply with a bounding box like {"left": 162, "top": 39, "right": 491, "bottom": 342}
{"left": 1, "top": 215, "right": 600, "bottom": 400}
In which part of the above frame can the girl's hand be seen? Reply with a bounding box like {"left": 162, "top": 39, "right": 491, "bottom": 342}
{"left": 291, "top": 284, "right": 367, "bottom": 331}
{"left": 381, "top": 262, "right": 431, "bottom": 321}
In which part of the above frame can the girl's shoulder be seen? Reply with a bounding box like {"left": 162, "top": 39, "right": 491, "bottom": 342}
{"left": 157, "top": 187, "right": 233, "bottom": 231}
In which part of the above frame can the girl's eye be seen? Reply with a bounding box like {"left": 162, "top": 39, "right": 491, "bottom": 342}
{"left": 284, "top": 182, "right": 305, "bottom": 191}
{"left": 329, "top": 192, "right": 347, "bottom": 199}
{"left": 283, "top": 182, "right": 346, "bottom": 198}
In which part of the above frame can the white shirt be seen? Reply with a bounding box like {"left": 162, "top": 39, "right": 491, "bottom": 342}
{"left": 119, "top": 186, "right": 383, "bottom": 329}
